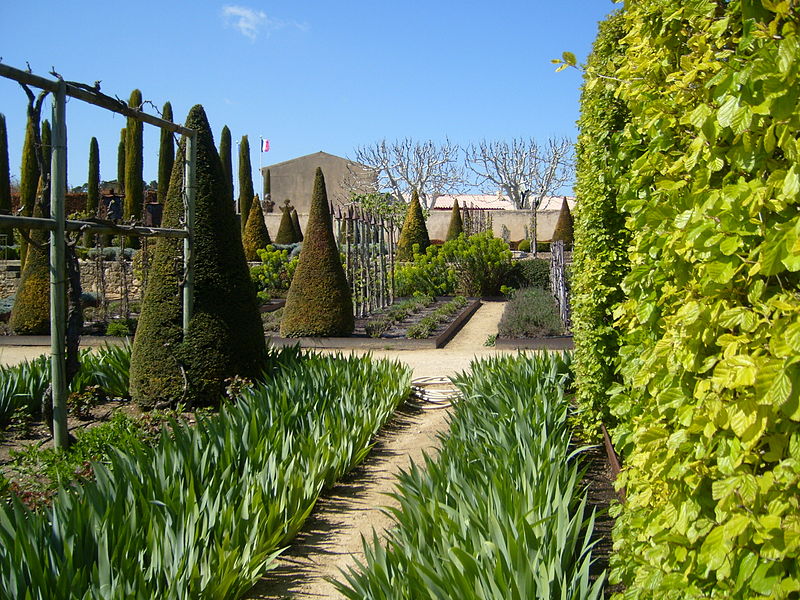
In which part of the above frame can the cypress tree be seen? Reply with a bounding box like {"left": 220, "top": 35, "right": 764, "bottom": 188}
{"left": 551, "top": 197, "right": 574, "bottom": 246}
{"left": 238, "top": 135, "right": 254, "bottom": 234}
{"left": 18, "top": 117, "right": 40, "bottom": 268}
{"left": 219, "top": 125, "right": 233, "bottom": 209}
{"left": 124, "top": 90, "right": 144, "bottom": 245}
{"left": 117, "top": 127, "right": 126, "bottom": 192}
{"left": 131, "top": 104, "right": 266, "bottom": 409}
{"left": 291, "top": 208, "right": 303, "bottom": 242}
{"left": 242, "top": 194, "right": 271, "bottom": 261}
{"left": 156, "top": 101, "right": 174, "bottom": 205}
{"left": 396, "top": 189, "right": 430, "bottom": 261}
{"left": 84, "top": 137, "right": 100, "bottom": 246}
{"left": 446, "top": 198, "right": 464, "bottom": 241}
{"left": 40, "top": 120, "right": 51, "bottom": 179}
{"left": 275, "top": 202, "right": 296, "bottom": 244}
{"left": 0, "top": 114, "right": 11, "bottom": 239}
{"left": 280, "top": 167, "right": 354, "bottom": 337}
{"left": 10, "top": 177, "right": 50, "bottom": 334}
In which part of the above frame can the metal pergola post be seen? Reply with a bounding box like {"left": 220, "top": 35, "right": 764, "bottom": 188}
{"left": 183, "top": 134, "right": 197, "bottom": 333}
{"left": 50, "top": 79, "right": 68, "bottom": 449}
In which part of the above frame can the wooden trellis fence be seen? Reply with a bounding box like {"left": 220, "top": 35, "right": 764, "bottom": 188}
{"left": 461, "top": 203, "right": 492, "bottom": 236}
{"left": 334, "top": 205, "right": 396, "bottom": 318}
{"left": 549, "top": 240, "right": 571, "bottom": 330}
{"left": 0, "top": 62, "right": 197, "bottom": 449}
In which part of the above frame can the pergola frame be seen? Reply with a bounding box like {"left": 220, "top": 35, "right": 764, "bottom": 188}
{"left": 0, "top": 62, "right": 197, "bottom": 449}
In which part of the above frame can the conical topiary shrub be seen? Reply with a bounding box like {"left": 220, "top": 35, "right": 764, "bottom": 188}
{"left": 10, "top": 179, "right": 49, "bottom": 334}
{"left": 446, "top": 198, "right": 464, "bottom": 241}
{"left": 243, "top": 194, "right": 271, "bottom": 261}
{"left": 280, "top": 167, "right": 354, "bottom": 337}
{"left": 291, "top": 209, "right": 304, "bottom": 242}
{"left": 130, "top": 105, "right": 266, "bottom": 409}
{"left": 275, "top": 201, "right": 297, "bottom": 244}
{"left": 396, "top": 189, "right": 430, "bottom": 261}
{"left": 551, "top": 197, "right": 574, "bottom": 247}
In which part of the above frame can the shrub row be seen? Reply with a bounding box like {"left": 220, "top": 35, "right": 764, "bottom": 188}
{"left": 406, "top": 295, "right": 468, "bottom": 338}
{"left": 364, "top": 294, "right": 434, "bottom": 337}
{"left": 498, "top": 287, "right": 564, "bottom": 338}
{"left": 0, "top": 343, "right": 131, "bottom": 428}
{"left": 335, "top": 352, "right": 604, "bottom": 599}
{"left": 0, "top": 347, "right": 411, "bottom": 598}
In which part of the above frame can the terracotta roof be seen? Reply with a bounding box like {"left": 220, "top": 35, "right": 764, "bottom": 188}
{"left": 433, "top": 194, "right": 574, "bottom": 211}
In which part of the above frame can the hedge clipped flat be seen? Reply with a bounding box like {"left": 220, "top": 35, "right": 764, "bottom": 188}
{"left": 280, "top": 167, "right": 354, "bottom": 337}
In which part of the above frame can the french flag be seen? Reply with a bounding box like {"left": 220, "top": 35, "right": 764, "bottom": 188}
{"left": 261, "top": 138, "right": 270, "bottom": 152}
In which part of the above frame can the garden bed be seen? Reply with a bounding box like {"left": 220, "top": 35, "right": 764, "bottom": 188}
{"left": 493, "top": 334, "right": 574, "bottom": 350}
{"left": 268, "top": 297, "right": 482, "bottom": 350}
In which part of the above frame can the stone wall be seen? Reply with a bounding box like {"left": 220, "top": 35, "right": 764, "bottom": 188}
{"left": 0, "top": 260, "right": 142, "bottom": 301}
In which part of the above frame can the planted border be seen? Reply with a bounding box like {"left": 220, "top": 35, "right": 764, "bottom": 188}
{"left": 0, "top": 347, "right": 411, "bottom": 598}
{"left": 336, "top": 353, "right": 604, "bottom": 599}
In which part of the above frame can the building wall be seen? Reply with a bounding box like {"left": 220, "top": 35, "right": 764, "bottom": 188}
{"left": 260, "top": 152, "right": 374, "bottom": 214}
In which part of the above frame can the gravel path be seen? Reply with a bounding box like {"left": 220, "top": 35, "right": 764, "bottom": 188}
{"left": 246, "top": 299, "right": 514, "bottom": 599}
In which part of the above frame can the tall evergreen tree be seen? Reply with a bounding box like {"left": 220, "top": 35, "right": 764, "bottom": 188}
{"left": 40, "top": 120, "right": 51, "bottom": 180}
{"left": 446, "top": 198, "right": 464, "bottom": 241}
{"left": 116, "top": 127, "right": 126, "bottom": 193}
{"left": 242, "top": 194, "right": 271, "bottom": 261}
{"left": 219, "top": 125, "right": 233, "bottom": 209}
{"left": 291, "top": 208, "right": 304, "bottom": 242}
{"left": 0, "top": 114, "right": 11, "bottom": 239}
{"left": 124, "top": 89, "right": 144, "bottom": 244}
{"left": 275, "top": 202, "right": 297, "bottom": 244}
{"left": 84, "top": 138, "right": 100, "bottom": 246}
{"left": 396, "top": 189, "right": 430, "bottom": 260}
{"left": 280, "top": 167, "right": 354, "bottom": 337}
{"left": 237, "top": 135, "right": 254, "bottom": 234}
{"left": 131, "top": 105, "right": 266, "bottom": 409}
{"left": 18, "top": 117, "right": 40, "bottom": 268}
{"left": 156, "top": 101, "right": 174, "bottom": 205}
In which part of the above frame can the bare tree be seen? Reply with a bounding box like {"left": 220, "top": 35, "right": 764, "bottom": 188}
{"left": 351, "top": 138, "right": 462, "bottom": 209}
{"left": 464, "top": 137, "right": 574, "bottom": 210}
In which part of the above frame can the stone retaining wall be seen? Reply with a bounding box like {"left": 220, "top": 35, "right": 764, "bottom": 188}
{"left": 0, "top": 260, "right": 142, "bottom": 300}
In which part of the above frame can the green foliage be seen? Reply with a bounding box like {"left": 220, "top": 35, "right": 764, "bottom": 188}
{"left": 39, "top": 120, "right": 51, "bottom": 178}
{"left": 0, "top": 113, "right": 11, "bottom": 234}
{"left": 571, "top": 9, "right": 631, "bottom": 438}
{"left": 156, "top": 101, "right": 174, "bottom": 205}
{"left": 498, "top": 287, "right": 564, "bottom": 338}
{"left": 105, "top": 320, "right": 131, "bottom": 337}
{"left": 446, "top": 199, "right": 464, "bottom": 241}
{"left": 509, "top": 257, "right": 551, "bottom": 290}
{"left": 131, "top": 105, "right": 266, "bottom": 409}
{"left": 335, "top": 353, "right": 604, "bottom": 600}
{"left": 576, "top": 3, "right": 800, "bottom": 596}
{"left": 238, "top": 135, "right": 254, "bottom": 234}
{"left": 84, "top": 137, "right": 100, "bottom": 246}
{"left": 394, "top": 244, "right": 457, "bottom": 297}
{"left": 219, "top": 125, "right": 233, "bottom": 207}
{"left": 406, "top": 295, "right": 467, "bottom": 338}
{"left": 242, "top": 194, "right": 272, "bottom": 261}
{"left": 281, "top": 167, "right": 354, "bottom": 337}
{"left": 364, "top": 295, "right": 434, "bottom": 337}
{"left": 0, "top": 348, "right": 410, "bottom": 598}
{"left": 250, "top": 244, "right": 299, "bottom": 300}
{"left": 10, "top": 185, "right": 49, "bottom": 335}
{"left": 350, "top": 192, "right": 406, "bottom": 224}
{"left": 274, "top": 203, "right": 297, "bottom": 244}
{"left": 517, "top": 238, "right": 531, "bottom": 252}
{"left": 18, "top": 117, "right": 40, "bottom": 268}
{"left": 291, "top": 208, "right": 303, "bottom": 242}
{"left": 396, "top": 189, "right": 430, "bottom": 261}
{"left": 439, "top": 231, "right": 513, "bottom": 296}
{"left": 550, "top": 197, "right": 574, "bottom": 246}
{"left": 116, "top": 127, "right": 126, "bottom": 193}
{"left": 124, "top": 89, "right": 144, "bottom": 240}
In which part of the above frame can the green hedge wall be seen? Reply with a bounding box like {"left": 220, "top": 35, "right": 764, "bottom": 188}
{"left": 579, "top": 1, "right": 800, "bottom": 597}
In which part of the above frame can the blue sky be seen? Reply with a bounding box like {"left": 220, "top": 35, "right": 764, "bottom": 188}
{"left": 1, "top": 1, "right": 616, "bottom": 194}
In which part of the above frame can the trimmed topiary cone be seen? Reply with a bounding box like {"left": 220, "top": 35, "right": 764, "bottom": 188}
{"left": 396, "top": 189, "right": 430, "bottom": 261}
{"left": 243, "top": 194, "right": 271, "bottom": 261}
{"left": 291, "top": 208, "right": 304, "bottom": 242}
{"left": 280, "top": 167, "right": 354, "bottom": 337}
{"left": 10, "top": 179, "right": 49, "bottom": 334}
{"left": 275, "top": 202, "right": 297, "bottom": 244}
{"left": 551, "top": 197, "right": 574, "bottom": 246}
{"left": 130, "top": 104, "right": 266, "bottom": 409}
{"left": 446, "top": 198, "right": 464, "bottom": 241}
